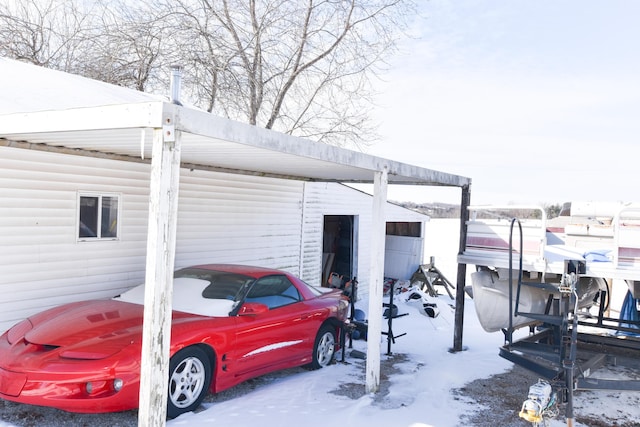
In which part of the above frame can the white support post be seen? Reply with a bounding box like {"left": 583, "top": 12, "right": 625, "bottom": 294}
{"left": 365, "top": 166, "right": 388, "bottom": 394}
{"left": 138, "top": 118, "right": 181, "bottom": 427}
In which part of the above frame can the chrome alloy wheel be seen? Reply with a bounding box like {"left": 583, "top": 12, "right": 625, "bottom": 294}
{"left": 169, "top": 355, "right": 207, "bottom": 409}
{"left": 315, "top": 329, "right": 336, "bottom": 367}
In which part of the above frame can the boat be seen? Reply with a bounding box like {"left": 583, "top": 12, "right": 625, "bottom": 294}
{"left": 458, "top": 201, "right": 640, "bottom": 333}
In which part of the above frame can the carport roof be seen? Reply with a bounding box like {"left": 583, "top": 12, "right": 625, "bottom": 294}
{"left": 0, "top": 58, "right": 470, "bottom": 187}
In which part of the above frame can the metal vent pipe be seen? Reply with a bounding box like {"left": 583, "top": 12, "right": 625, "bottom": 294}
{"left": 170, "top": 65, "right": 183, "bottom": 105}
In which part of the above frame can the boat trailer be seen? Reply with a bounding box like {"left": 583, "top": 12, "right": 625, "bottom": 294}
{"left": 501, "top": 219, "right": 640, "bottom": 427}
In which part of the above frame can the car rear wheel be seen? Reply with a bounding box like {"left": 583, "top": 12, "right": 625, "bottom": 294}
{"left": 309, "top": 325, "right": 336, "bottom": 370}
{"left": 167, "top": 346, "right": 212, "bottom": 419}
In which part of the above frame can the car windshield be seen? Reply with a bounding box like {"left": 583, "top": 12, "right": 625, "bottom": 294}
{"left": 175, "top": 268, "right": 255, "bottom": 302}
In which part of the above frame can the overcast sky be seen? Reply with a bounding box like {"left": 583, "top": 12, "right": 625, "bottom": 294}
{"left": 369, "top": 0, "right": 640, "bottom": 206}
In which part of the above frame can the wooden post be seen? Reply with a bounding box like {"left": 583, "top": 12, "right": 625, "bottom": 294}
{"left": 452, "top": 184, "right": 471, "bottom": 352}
{"left": 138, "top": 117, "right": 181, "bottom": 427}
{"left": 366, "top": 167, "right": 388, "bottom": 393}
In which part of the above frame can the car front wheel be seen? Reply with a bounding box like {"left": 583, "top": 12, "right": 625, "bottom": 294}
{"left": 309, "top": 325, "right": 336, "bottom": 369}
{"left": 167, "top": 346, "right": 212, "bottom": 419}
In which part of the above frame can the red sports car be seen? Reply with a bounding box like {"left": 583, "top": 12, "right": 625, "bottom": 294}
{"left": 0, "top": 264, "right": 350, "bottom": 418}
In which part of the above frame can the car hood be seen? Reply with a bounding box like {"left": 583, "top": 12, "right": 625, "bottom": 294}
{"left": 19, "top": 300, "right": 148, "bottom": 360}
{"left": 25, "top": 300, "right": 144, "bottom": 347}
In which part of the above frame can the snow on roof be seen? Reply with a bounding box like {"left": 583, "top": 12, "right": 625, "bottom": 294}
{"left": 0, "top": 57, "right": 164, "bottom": 114}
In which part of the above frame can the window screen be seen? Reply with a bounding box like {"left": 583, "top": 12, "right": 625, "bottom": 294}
{"left": 78, "top": 194, "right": 119, "bottom": 239}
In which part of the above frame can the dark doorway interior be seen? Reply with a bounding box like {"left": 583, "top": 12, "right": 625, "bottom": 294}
{"left": 322, "top": 215, "right": 354, "bottom": 286}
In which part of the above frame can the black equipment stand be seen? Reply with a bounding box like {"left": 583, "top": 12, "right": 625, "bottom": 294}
{"left": 382, "top": 280, "right": 408, "bottom": 355}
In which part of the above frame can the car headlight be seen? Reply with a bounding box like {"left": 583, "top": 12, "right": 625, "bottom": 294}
{"left": 85, "top": 379, "right": 124, "bottom": 395}
{"left": 338, "top": 299, "right": 350, "bottom": 316}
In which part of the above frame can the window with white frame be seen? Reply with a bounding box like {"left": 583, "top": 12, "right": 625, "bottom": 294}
{"left": 78, "top": 193, "right": 120, "bottom": 240}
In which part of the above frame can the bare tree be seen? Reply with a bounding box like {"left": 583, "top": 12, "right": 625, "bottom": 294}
{"left": 1, "top": 0, "right": 415, "bottom": 148}
{"left": 78, "top": 2, "right": 169, "bottom": 92}
{"left": 0, "top": 0, "right": 92, "bottom": 70}
{"left": 0, "top": 0, "right": 168, "bottom": 92}
{"left": 160, "top": 0, "right": 415, "bottom": 147}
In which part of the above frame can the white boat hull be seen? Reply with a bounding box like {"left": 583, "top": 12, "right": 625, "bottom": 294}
{"left": 471, "top": 270, "right": 604, "bottom": 333}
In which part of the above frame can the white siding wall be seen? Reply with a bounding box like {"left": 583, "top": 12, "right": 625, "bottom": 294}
{"left": 0, "top": 147, "right": 150, "bottom": 332}
{"left": 0, "top": 146, "right": 427, "bottom": 332}
{"left": 300, "top": 182, "right": 372, "bottom": 290}
{"left": 174, "top": 169, "right": 304, "bottom": 271}
{"left": 0, "top": 146, "right": 304, "bottom": 332}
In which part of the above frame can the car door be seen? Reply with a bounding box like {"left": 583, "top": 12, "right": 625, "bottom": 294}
{"left": 231, "top": 275, "right": 316, "bottom": 378}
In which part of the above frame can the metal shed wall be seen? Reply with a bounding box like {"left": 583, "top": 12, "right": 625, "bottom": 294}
{"left": 299, "top": 182, "right": 371, "bottom": 290}
{"left": 301, "top": 182, "right": 428, "bottom": 300}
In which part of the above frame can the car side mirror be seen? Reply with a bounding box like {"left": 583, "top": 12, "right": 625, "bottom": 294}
{"left": 238, "top": 302, "right": 269, "bottom": 316}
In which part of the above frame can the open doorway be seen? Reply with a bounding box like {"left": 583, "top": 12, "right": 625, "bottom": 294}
{"left": 322, "top": 215, "right": 356, "bottom": 286}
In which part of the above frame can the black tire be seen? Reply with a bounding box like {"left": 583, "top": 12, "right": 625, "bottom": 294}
{"left": 308, "top": 325, "right": 336, "bottom": 370}
{"left": 167, "top": 346, "right": 212, "bottom": 419}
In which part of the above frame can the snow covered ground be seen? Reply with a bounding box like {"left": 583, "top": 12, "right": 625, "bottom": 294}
{"left": 2, "top": 219, "right": 640, "bottom": 426}
{"left": 169, "top": 290, "right": 514, "bottom": 427}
